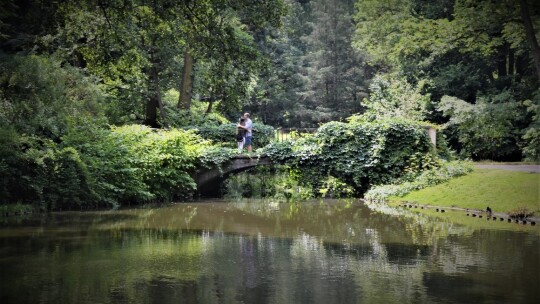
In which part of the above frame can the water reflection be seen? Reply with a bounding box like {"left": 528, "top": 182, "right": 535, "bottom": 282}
{"left": 0, "top": 199, "right": 538, "bottom": 303}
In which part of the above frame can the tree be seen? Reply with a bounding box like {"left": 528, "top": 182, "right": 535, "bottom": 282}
{"left": 175, "top": 0, "right": 286, "bottom": 113}
{"left": 1, "top": 0, "right": 286, "bottom": 127}
{"left": 45, "top": 0, "right": 181, "bottom": 127}
{"left": 353, "top": 0, "right": 539, "bottom": 160}
{"left": 0, "top": 53, "right": 105, "bottom": 138}
{"left": 362, "top": 73, "right": 431, "bottom": 122}
{"left": 249, "top": 0, "right": 369, "bottom": 127}
{"left": 354, "top": 0, "right": 540, "bottom": 86}
{"left": 296, "top": 0, "right": 367, "bottom": 125}
{"left": 246, "top": 0, "right": 309, "bottom": 126}
{"left": 438, "top": 95, "right": 525, "bottom": 160}
{"left": 519, "top": 0, "right": 540, "bottom": 83}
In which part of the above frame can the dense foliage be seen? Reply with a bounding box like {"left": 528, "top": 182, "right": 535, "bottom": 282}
{"left": 0, "top": 123, "right": 239, "bottom": 210}
{"left": 0, "top": 0, "right": 287, "bottom": 126}
{"left": 0, "top": 130, "right": 95, "bottom": 210}
{"left": 63, "top": 125, "right": 211, "bottom": 206}
{"left": 249, "top": 0, "right": 368, "bottom": 127}
{"left": 263, "top": 118, "right": 439, "bottom": 196}
{"left": 353, "top": 0, "right": 540, "bottom": 161}
{"left": 521, "top": 91, "right": 540, "bottom": 161}
{"left": 438, "top": 95, "right": 527, "bottom": 160}
{"left": 0, "top": 0, "right": 286, "bottom": 210}
{"left": 0, "top": 53, "right": 105, "bottom": 139}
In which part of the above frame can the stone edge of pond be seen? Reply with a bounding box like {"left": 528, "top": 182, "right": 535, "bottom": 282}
{"left": 390, "top": 201, "right": 540, "bottom": 225}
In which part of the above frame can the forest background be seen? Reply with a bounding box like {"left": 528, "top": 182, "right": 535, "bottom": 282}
{"left": 0, "top": 0, "right": 538, "bottom": 210}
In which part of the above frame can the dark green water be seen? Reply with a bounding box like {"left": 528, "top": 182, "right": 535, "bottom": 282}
{"left": 0, "top": 199, "right": 539, "bottom": 303}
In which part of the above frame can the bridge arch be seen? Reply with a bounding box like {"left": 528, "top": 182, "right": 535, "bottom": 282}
{"left": 195, "top": 155, "right": 273, "bottom": 197}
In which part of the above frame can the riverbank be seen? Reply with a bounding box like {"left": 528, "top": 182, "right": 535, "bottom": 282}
{"left": 388, "top": 166, "right": 540, "bottom": 221}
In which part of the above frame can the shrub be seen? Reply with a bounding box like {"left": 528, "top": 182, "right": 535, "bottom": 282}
{"left": 2, "top": 122, "right": 222, "bottom": 210}
{"left": 63, "top": 124, "right": 209, "bottom": 206}
{"left": 438, "top": 95, "right": 526, "bottom": 161}
{"left": 0, "top": 203, "right": 34, "bottom": 217}
{"left": 522, "top": 92, "right": 540, "bottom": 161}
{"left": 362, "top": 73, "right": 431, "bottom": 122}
{"left": 0, "top": 130, "right": 97, "bottom": 210}
{"left": 62, "top": 123, "right": 150, "bottom": 206}
{"left": 42, "top": 147, "right": 96, "bottom": 210}
{"left": 120, "top": 126, "right": 205, "bottom": 202}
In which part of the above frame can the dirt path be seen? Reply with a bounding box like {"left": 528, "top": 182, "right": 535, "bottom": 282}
{"left": 474, "top": 164, "right": 540, "bottom": 173}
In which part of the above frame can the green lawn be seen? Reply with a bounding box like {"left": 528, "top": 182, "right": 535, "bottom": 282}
{"left": 390, "top": 169, "right": 540, "bottom": 216}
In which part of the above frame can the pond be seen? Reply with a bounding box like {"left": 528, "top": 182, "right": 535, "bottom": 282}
{"left": 0, "top": 199, "right": 538, "bottom": 304}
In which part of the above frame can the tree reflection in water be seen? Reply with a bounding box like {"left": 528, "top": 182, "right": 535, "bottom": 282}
{"left": 0, "top": 199, "right": 538, "bottom": 303}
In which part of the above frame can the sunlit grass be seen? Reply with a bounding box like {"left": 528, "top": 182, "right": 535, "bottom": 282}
{"left": 390, "top": 169, "right": 540, "bottom": 215}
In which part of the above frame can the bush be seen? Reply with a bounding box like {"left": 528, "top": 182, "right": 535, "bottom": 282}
{"left": 362, "top": 73, "right": 431, "bottom": 122}
{"left": 62, "top": 123, "right": 149, "bottom": 206}
{"left": 0, "top": 203, "right": 34, "bottom": 217}
{"left": 164, "top": 105, "right": 230, "bottom": 128}
{"left": 438, "top": 95, "right": 526, "bottom": 161}
{"left": 522, "top": 92, "right": 540, "bottom": 161}
{"left": 2, "top": 121, "right": 232, "bottom": 210}
{"left": 121, "top": 126, "right": 205, "bottom": 202}
{"left": 0, "top": 130, "right": 97, "bottom": 210}
{"left": 42, "top": 147, "right": 96, "bottom": 210}
{"left": 63, "top": 124, "right": 210, "bottom": 206}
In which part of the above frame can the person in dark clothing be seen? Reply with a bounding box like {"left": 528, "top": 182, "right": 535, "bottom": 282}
{"left": 236, "top": 117, "right": 247, "bottom": 152}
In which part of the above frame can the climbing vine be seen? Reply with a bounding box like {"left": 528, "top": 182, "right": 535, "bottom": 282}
{"left": 262, "top": 117, "right": 439, "bottom": 196}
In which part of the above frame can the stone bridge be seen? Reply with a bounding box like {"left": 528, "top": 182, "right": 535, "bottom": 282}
{"left": 194, "top": 126, "right": 437, "bottom": 197}
{"left": 195, "top": 155, "right": 273, "bottom": 197}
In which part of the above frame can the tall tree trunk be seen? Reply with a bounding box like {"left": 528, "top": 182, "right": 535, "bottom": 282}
{"left": 144, "top": 46, "right": 167, "bottom": 128}
{"left": 497, "top": 44, "right": 508, "bottom": 77}
{"left": 516, "top": 53, "right": 529, "bottom": 78}
{"left": 178, "top": 49, "right": 194, "bottom": 109}
{"left": 519, "top": 0, "right": 540, "bottom": 83}
{"left": 144, "top": 91, "right": 159, "bottom": 127}
{"left": 155, "top": 70, "right": 168, "bottom": 128}
{"left": 205, "top": 101, "right": 213, "bottom": 115}
{"left": 205, "top": 93, "right": 215, "bottom": 115}
{"left": 508, "top": 47, "right": 515, "bottom": 75}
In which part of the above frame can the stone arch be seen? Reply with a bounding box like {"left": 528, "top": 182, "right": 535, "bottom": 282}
{"left": 195, "top": 156, "right": 273, "bottom": 197}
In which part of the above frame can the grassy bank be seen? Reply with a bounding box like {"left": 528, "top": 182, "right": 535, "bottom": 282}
{"left": 389, "top": 169, "right": 539, "bottom": 216}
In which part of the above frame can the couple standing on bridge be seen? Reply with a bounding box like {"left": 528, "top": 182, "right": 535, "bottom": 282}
{"left": 236, "top": 112, "right": 253, "bottom": 153}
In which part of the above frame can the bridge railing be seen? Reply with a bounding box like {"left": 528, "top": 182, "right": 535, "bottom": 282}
{"left": 274, "top": 128, "right": 317, "bottom": 142}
